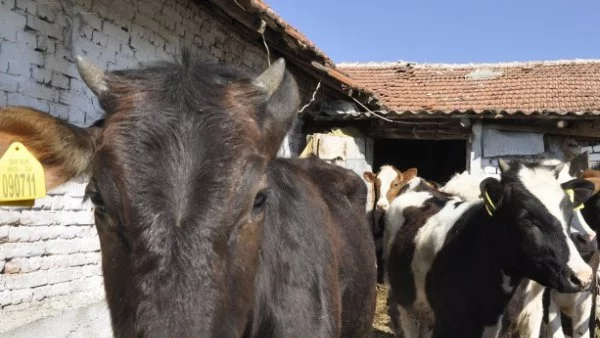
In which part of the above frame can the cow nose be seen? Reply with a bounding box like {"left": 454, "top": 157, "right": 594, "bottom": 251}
{"left": 589, "top": 233, "right": 597, "bottom": 245}
{"left": 571, "top": 265, "right": 593, "bottom": 289}
{"left": 376, "top": 201, "right": 388, "bottom": 212}
{"left": 573, "top": 233, "right": 598, "bottom": 252}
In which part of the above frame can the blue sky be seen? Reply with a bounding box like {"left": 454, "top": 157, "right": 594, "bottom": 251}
{"left": 265, "top": 0, "right": 600, "bottom": 64}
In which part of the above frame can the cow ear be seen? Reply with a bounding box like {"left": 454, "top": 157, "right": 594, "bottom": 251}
{"left": 562, "top": 178, "right": 598, "bottom": 208}
{"left": 0, "top": 107, "right": 99, "bottom": 190}
{"left": 253, "top": 59, "right": 300, "bottom": 158}
{"left": 480, "top": 177, "right": 503, "bottom": 215}
{"left": 363, "top": 171, "right": 376, "bottom": 183}
{"left": 569, "top": 152, "right": 589, "bottom": 177}
{"left": 403, "top": 168, "right": 418, "bottom": 181}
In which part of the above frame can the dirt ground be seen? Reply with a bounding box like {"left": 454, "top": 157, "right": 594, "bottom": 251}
{"left": 372, "top": 284, "right": 395, "bottom": 338}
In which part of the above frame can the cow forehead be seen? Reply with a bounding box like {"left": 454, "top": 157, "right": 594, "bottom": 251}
{"left": 377, "top": 166, "right": 399, "bottom": 194}
{"left": 517, "top": 165, "right": 568, "bottom": 228}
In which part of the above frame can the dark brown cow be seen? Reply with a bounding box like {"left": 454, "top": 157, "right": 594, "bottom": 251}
{"left": 0, "top": 54, "right": 376, "bottom": 338}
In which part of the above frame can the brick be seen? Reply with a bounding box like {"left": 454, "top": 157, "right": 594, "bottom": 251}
{"left": 48, "top": 281, "right": 71, "bottom": 297}
{"left": 1, "top": 242, "right": 45, "bottom": 259}
{"left": 3, "top": 261, "right": 21, "bottom": 273}
{"left": 31, "top": 66, "right": 52, "bottom": 83}
{"left": 0, "top": 0, "right": 15, "bottom": 9}
{"left": 138, "top": 0, "right": 162, "bottom": 19}
{"left": 0, "top": 92, "right": 7, "bottom": 107}
{"left": 58, "top": 91, "right": 91, "bottom": 111}
{"left": 82, "top": 264, "right": 101, "bottom": 277}
{"left": 0, "top": 226, "right": 9, "bottom": 240}
{"left": 593, "top": 145, "right": 600, "bottom": 153}
{"left": 15, "top": 0, "right": 35, "bottom": 14}
{"left": 111, "top": 0, "right": 135, "bottom": 20}
{"left": 0, "top": 290, "right": 11, "bottom": 307}
{"left": 17, "top": 29, "right": 37, "bottom": 47}
{"left": 37, "top": 4, "right": 56, "bottom": 22}
{"left": 90, "top": 0, "right": 109, "bottom": 18}
{"left": 44, "top": 55, "right": 78, "bottom": 77}
{"left": 0, "top": 9, "right": 26, "bottom": 42}
{"left": 102, "top": 21, "right": 130, "bottom": 42}
{"left": 20, "top": 80, "right": 59, "bottom": 101}
{"left": 51, "top": 72, "right": 70, "bottom": 89}
{"left": 46, "top": 266, "right": 82, "bottom": 285}
{"left": 78, "top": 24, "right": 94, "bottom": 40}
{"left": 92, "top": 30, "right": 107, "bottom": 47}
{"left": 6, "top": 93, "right": 50, "bottom": 112}
{"left": 57, "top": 211, "right": 94, "bottom": 225}
{"left": 79, "top": 237, "right": 100, "bottom": 252}
{"left": 4, "top": 270, "right": 48, "bottom": 289}
{"left": 10, "top": 289, "right": 33, "bottom": 304}
{"left": 26, "top": 14, "right": 62, "bottom": 39}
{"left": 19, "top": 210, "right": 55, "bottom": 226}
{"left": 32, "top": 285, "right": 47, "bottom": 301}
{"left": 36, "top": 35, "right": 55, "bottom": 53}
{"left": 0, "top": 74, "right": 20, "bottom": 92}
{"left": 47, "top": 180, "right": 88, "bottom": 197}
{"left": 81, "top": 13, "right": 102, "bottom": 31}
{"left": 2, "top": 41, "right": 44, "bottom": 65}
{"left": 84, "top": 252, "right": 100, "bottom": 265}
{"left": 45, "top": 238, "right": 78, "bottom": 255}
{"left": 8, "top": 226, "right": 32, "bottom": 242}
{"left": 8, "top": 257, "right": 42, "bottom": 272}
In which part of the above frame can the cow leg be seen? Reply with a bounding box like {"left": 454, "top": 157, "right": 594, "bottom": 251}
{"left": 398, "top": 307, "right": 420, "bottom": 338}
{"left": 570, "top": 293, "right": 592, "bottom": 338}
{"left": 546, "top": 297, "right": 566, "bottom": 338}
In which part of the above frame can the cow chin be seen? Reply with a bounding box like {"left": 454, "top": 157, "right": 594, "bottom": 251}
{"left": 531, "top": 265, "right": 589, "bottom": 294}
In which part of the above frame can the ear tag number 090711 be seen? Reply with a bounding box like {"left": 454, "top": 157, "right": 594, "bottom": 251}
{"left": 0, "top": 142, "right": 46, "bottom": 205}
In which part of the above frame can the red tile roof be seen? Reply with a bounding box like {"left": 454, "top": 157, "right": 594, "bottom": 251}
{"left": 338, "top": 60, "right": 600, "bottom": 116}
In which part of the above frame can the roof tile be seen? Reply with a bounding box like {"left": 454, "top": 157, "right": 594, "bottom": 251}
{"left": 338, "top": 60, "right": 600, "bottom": 116}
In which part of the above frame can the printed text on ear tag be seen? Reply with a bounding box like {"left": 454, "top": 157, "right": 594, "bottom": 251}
{"left": 0, "top": 142, "right": 46, "bottom": 203}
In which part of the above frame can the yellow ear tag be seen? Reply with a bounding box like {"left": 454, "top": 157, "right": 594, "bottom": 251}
{"left": 0, "top": 142, "right": 46, "bottom": 205}
{"left": 483, "top": 190, "right": 496, "bottom": 216}
{"left": 565, "top": 189, "right": 575, "bottom": 203}
{"left": 564, "top": 189, "right": 585, "bottom": 211}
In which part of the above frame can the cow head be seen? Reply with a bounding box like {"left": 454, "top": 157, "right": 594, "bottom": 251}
{"left": 0, "top": 54, "right": 300, "bottom": 337}
{"left": 480, "top": 159, "right": 594, "bottom": 293}
{"left": 363, "top": 165, "right": 417, "bottom": 211}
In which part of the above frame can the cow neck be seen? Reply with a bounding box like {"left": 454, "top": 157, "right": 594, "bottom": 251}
{"left": 480, "top": 206, "right": 522, "bottom": 291}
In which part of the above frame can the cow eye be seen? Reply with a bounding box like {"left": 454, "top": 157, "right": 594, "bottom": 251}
{"left": 85, "top": 181, "right": 105, "bottom": 213}
{"left": 253, "top": 190, "right": 268, "bottom": 211}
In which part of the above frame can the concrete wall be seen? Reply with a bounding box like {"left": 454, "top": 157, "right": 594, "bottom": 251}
{"left": 468, "top": 121, "right": 600, "bottom": 175}
{"left": 0, "top": 0, "right": 317, "bottom": 329}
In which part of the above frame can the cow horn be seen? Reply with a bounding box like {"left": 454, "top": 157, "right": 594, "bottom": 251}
{"left": 253, "top": 58, "right": 286, "bottom": 98}
{"left": 498, "top": 159, "right": 510, "bottom": 173}
{"left": 76, "top": 55, "right": 108, "bottom": 96}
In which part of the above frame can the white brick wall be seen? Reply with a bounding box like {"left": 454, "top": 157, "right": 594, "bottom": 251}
{"left": 0, "top": 0, "right": 314, "bottom": 326}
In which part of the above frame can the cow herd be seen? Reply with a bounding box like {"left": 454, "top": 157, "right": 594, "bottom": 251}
{"left": 364, "top": 158, "right": 600, "bottom": 338}
{"left": 0, "top": 55, "right": 598, "bottom": 338}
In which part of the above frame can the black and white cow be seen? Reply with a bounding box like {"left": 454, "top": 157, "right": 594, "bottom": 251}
{"left": 385, "top": 159, "right": 595, "bottom": 338}
{"left": 441, "top": 160, "right": 599, "bottom": 338}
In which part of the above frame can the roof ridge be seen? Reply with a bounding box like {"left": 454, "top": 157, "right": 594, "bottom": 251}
{"left": 336, "top": 59, "right": 600, "bottom": 69}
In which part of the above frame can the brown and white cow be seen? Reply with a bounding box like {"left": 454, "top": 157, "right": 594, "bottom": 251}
{"left": 364, "top": 165, "right": 419, "bottom": 282}
{"left": 0, "top": 54, "right": 376, "bottom": 337}
{"left": 385, "top": 159, "right": 595, "bottom": 338}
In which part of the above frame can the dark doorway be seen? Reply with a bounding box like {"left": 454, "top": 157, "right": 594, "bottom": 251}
{"left": 373, "top": 138, "right": 467, "bottom": 185}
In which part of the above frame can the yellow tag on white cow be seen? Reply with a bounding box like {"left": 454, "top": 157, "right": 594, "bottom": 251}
{"left": 0, "top": 142, "right": 46, "bottom": 202}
